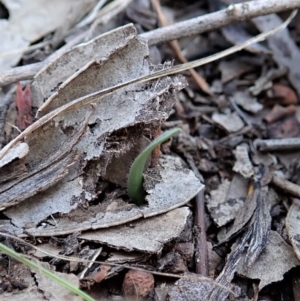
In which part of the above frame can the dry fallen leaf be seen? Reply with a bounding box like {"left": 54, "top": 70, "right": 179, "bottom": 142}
{"left": 237, "top": 231, "right": 299, "bottom": 290}
{"left": 79, "top": 207, "right": 191, "bottom": 253}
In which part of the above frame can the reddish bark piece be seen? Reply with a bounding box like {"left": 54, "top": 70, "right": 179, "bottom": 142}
{"left": 122, "top": 270, "right": 154, "bottom": 298}
{"left": 14, "top": 82, "right": 33, "bottom": 130}
{"left": 264, "top": 104, "right": 296, "bottom": 124}
{"left": 272, "top": 84, "right": 298, "bottom": 105}
{"left": 89, "top": 265, "right": 111, "bottom": 283}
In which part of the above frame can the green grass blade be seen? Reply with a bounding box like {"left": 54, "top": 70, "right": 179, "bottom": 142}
{"left": 0, "top": 242, "right": 95, "bottom": 301}
{"left": 127, "top": 127, "right": 181, "bottom": 205}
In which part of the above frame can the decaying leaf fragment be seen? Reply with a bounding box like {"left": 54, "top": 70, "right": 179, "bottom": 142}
{"left": 215, "top": 189, "right": 291, "bottom": 292}
{"left": 217, "top": 182, "right": 257, "bottom": 245}
{"left": 0, "top": 142, "right": 28, "bottom": 169}
{"left": 208, "top": 229, "right": 251, "bottom": 301}
{"left": 0, "top": 152, "right": 77, "bottom": 210}
{"left": 215, "top": 185, "right": 272, "bottom": 294}
{"left": 207, "top": 174, "right": 248, "bottom": 227}
{"left": 79, "top": 207, "right": 191, "bottom": 253}
{"left": 217, "top": 183, "right": 272, "bottom": 272}
{"left": 32, "top": 24, "right": 138, "bottom": 109}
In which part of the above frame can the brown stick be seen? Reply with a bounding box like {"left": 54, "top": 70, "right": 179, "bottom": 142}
{"left": 272, "top": 174, "right": 300, "bottom": 198}
{"left": 195, "top": 190, "right": 209, "bottom": 276}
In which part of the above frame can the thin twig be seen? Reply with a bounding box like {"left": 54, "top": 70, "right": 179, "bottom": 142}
{"left": 0, "top": 0, "right": 299, "bottom": 87}
{"left": 195, "top": 190, "right": 209, "bottom": 276}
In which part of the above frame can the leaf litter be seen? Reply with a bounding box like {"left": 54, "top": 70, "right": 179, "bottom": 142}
{"left": 1, "top": 1, "right": 300, "bottom": 300}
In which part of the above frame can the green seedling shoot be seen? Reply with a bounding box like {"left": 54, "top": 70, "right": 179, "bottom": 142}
{"left": 127, "top": 127, "right": 181, "bottom": 205}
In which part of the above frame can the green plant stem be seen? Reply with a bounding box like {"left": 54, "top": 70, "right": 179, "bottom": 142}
{"left": 127, "top": 127, "right": 181, "bottom": 205}
{"left": 0, "top": 243, "right": 95, "bottom": 301}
